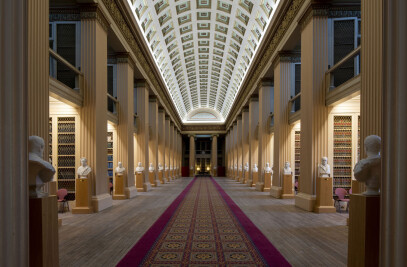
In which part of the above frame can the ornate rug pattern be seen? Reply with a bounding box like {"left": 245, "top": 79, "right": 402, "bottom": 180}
{"left": 118, "top": 177, "right": 290, "bottom": 266}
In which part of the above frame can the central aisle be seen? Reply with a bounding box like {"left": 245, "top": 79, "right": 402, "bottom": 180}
{"left": 118, "top": 176, "right": 289, "bottom": 266}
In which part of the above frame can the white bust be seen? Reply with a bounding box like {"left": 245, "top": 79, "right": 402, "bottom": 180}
{"left": 115, "top": 162, "right": 125, "bottom": 175}
{"left": 252, "top": 164, "right": 258, "bottom": 173}
{"left": 213, "top": 166, "right": 217, "bottom": 170}
{"left": 165, "top": 164, "right": 169, "bottom": 171}
{"left": 239, "top": 164, "right": 243, "bottom": 171}
{"left": 190, "top": 165, "right": 193, "bottom": 170}
{"left": 149, "top": 163, "right": 155, "bottom": 172}
{"left": 354, "top": 135, "right": 381, "bottom": 195}
{"left": 170, "top": 165, "right": 173, "bottom": 170}
{"left": 244, "top": 162, "right": 249, "bottom": 172}
{"left": 234, "top": 164, "right": 237, "bottom": 170}
{"left": 264, "top": 162, "right": 272, "bottom": 173}
{"left": 283, "top": 161, "right": 292, "bottom": 175}
{"left": 158, "top": 163, "right": 164, "bottom": 171}
{"left": 135, "top": 162, "right": 144, "bottom": 173}
{"left": 318, "top": 157, "right": 331, "bottom": 177}
{"left": 28, "top": 136, "right": 56, "bottom": 198}
{"left": 77, "top": 157, "right": 92, "bottom": 178}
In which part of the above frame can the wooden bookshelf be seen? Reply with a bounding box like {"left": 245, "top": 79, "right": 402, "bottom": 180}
{"left": 333, "top": 116, "right": 352, "bottom": 193}
{"left": 107, "top": 132, "right": 114, "bottom": 184}
{"left": 294, "top": 130, "right": 301, "bottom": 186}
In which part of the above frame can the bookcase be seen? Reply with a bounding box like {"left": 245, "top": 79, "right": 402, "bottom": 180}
{"left": 333, "top": 116, "right": 352, "bottom": 192}
{"left": 107, "top": 132, "right": 114, "bottom": 184}
{"left": 294, "top": 130, "right": 301, "bottom": 185}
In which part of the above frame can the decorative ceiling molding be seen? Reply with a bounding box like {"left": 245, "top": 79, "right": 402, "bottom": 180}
{"left": 181, "top": 124, "right": 226, "bottom": 133}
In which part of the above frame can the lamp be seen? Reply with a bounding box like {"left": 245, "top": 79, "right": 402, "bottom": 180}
{"left": 206, "top": 166, "right": 210, "bottom": 171}
{"left": 197, "top": 167, "right": 200, "bottom": 171}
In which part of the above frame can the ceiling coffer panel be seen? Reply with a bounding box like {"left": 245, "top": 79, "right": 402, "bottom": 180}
{"left": 128, "top": 0, "right": 281, "bottom": 122}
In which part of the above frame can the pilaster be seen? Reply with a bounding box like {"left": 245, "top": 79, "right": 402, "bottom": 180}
{"left": 248, "top": 96, "right": 259, "bottom": 187}
{"left": 242, "top": 107, "right": 250, "bottom": 184}
{"left": 149, "top": 97, "right": 159, "bottom": 186}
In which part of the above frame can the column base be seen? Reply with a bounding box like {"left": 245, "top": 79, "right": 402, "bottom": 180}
{"left": 282, "top": 194, "right": 295, "bottom": 199}
{"left": 270, "top": 186, "right": 282, "bottom": 198}
{"left": 295, "top": 193, "right": 316, "bottom": 211}
{"left": 255, "top": 182, "right": 264, "bottom": 192}
{"left": 314, "top": 206, "right": 336, "bottom": 213}
{"left": 112, "top": 194, "right": 127, "bottom": 200}
{"left": 124, "top": 186, "right": 138, "bottom": 199}
{"left": 72, "top": 207, "right": 93, "bottom": 214}
{"left": 143, "top": 182, "right": 152, "bottom": 192}
{"left": 246, "top": 179, "right": 253, "bottom": 187}
{"left": 91, "top": 193, "right": 113, "bottom": 212}
{"left": 155, "top": 179, "right": 161, "bottom": 186}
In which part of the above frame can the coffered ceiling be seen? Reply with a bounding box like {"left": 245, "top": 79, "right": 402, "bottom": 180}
{"left": 127, "top": 0, "right": 281, "bottom": 123}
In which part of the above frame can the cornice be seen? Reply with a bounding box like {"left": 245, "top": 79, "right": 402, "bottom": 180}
{"left": 272, "top": 51, "right": 302, "bottom": 68}
{"left": 116, "top": 52, "right": 136, "bottom": 70}
{"left": 182, "top": 124, "right": 226, "bottom": 133}
{"left": 80, "top": 4, "right": 110, "bottom": 33}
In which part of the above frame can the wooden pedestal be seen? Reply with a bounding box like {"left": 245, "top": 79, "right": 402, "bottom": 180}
{"left": 352, "top": 180, "right": 362, "bottom": 194}
{"left": 190, "top": 170, "right": 194, "bottom": 177}
{"left": 113, "top": 174, "right": 126, "bottom": 200}
{"left": 165, "top": 170, "right": 170, "bottom": 182}
{"left": 29, "top": 196, "right": 59, "bottom": 267}
{"left": 136, "top": 173, "right": 144, "bottom": 192}
{"left": 348, "top": 194, "right": 380, "bottom": 267}
{"left": 159, "top": 171, "right": 164, "bottom": 184}
{"left": 314, "top": 177, "right": 336, "bottom": 213}
{"left": 48, "top": 181, "right": 58, "bottom": 196}
{"left": 149, "top": 172, "right": 156, "bottom": 187}
{"left": 282, "top": 174, "right": 294, "bottom": 199}
{"left": 251, "top": 172, "right": 258, "bottom": 187}
{"left": 72, "top": 178, "right": 92, "bottom": 214}
{"left": 264, "top": 172, "right": 272, "bottom": 191}
{"left": 243, "top": 172, "right": 249, "bottom": 184}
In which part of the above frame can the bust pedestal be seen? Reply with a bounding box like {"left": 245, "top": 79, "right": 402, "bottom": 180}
{"left": 251, "top": 172, "right": 258, "bottom": 187}
{"left": 48, "top": 181, "right": 58, "bottom": 196}
{"left": 348, "top": 194, "right": 380, "bottom": 267}
{"left": 189, "top": 170, "right": 194, "bottom": 177}
{"left": 351, "top": 180, "right": 362, "bottom": 194}
{"left": 242, "top": 171, "right": 248, "bottom": 184}
{"left": 314, "top": 177, "right": 336, "bottom": 213}
{"left": 165, "top": 170, "right": 170, "bottom": 182}
{"left": 136, "top": 172, "right": 144, "bottom": 192}
{"left": 237, "top": 171, "right": 242, "bottom": 182}
{"left": 282, "top": 174, "right": 294, "bottom": 199}
{"left": 29, "top": 196, "right": 59, "bottom": 267}
{"left": 264, "top": 173, "right": 272, "bottom": 192}
{"left": 149, "top": 171, "right": 159, "bottom": 187}
{"left": 158, "top": 171, "right": 164, "bottom": 184}
{"left": 72, "top": 178, "right": 92, "bottom": 214}
{"left": 113, "top": 174, "right": 126, "bottom": 200}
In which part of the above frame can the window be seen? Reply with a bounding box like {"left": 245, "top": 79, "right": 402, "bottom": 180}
{"left": 107, "top": 64, "right": 117, "bottom": 114}
{"left": 291, "top": 63, "right": 301, "bottom": 112}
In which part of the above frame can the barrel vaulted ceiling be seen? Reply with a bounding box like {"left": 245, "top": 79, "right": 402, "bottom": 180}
{"left": 127, "top": 0, "right": 281, "bottom": 123}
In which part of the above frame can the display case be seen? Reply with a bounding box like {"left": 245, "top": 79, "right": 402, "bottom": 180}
{"left": 333, "top": 116, "right": 352, "bottom": 193}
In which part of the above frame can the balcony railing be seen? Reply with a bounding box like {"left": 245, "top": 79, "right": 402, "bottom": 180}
{"left": 269, "top": 112, "right": 275, "bottom": 133}
{"left": 289, "top": 92, "right": 301, "bottom": 113}
{"left": 49, "top": 48, "right": 83, "bottom": 94}
{"left": 107, "top": 94, "right": 118, "bottom": 114}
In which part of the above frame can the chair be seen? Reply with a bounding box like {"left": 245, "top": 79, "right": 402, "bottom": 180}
{"left": 57, "top": 189, "right": 69, "bottom": 213}
{"left": 109, "top": 182, "right": 113, "bottom": 195}
{"left": 335, "top": 188, "right": 350, "bottom": 213}
{"left": 294, "top": 181, "right": 299, "bottom": 194}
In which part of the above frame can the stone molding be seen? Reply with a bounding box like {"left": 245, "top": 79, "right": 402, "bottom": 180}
{"left": 80, "top": 4, "right": 110, "bottom": 33}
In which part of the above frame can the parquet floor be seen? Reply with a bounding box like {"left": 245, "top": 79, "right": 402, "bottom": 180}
{"left": 59, "top": 177, "right": 348, "bottom": 267}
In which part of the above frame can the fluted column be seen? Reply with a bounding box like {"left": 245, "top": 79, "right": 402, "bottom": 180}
{"left": 135, "top": 81, "right": 151, "bottom": 191}
{"left": 189, "top": 134, "right": 195, "bottom": 176}
{"left": 169, "top": 122, "right": 174, "bottom": 179}
{"left": 0, "top": 1, "right": 29, "bottom": 265}
{"left": 242, "top": 107, "right": 250, "bottom": 184}
{"left": 28, "top": 0, "right": 49, "bottom": 158}
{"left": 295, "top": 11, "right": 330, "bottom": 212}
{"left": 257, "top": 80, "right": 274, "bottom": 191}
{"left": 248, "top": 96, "right": 259, "bottom": 187}
{"left": 226, "top": 131, "right": 230, "bottom": 177}
{"left": 116, "top": 54, "right": 136, "bottom": 198}
{"left": 79, "top": 8, "right": 112, "bottom": 212}
{"left": 158, "top": 108, "right": 165, "bottom": 182}
{"left": 164, "top": 115, "right": 170, "bottom": 180}
{"left": 232, "top": 122, "right": 238, "bottom": 179}
{"left": 271, "top": 57, "right": 295, "bottom": 198}
{"left": 211, "top": 135, "right": 218, "bottom": 176}
{"left": 236, "top": 115, "right": 243, "bottom": 181}
{"left": 381, "top": 1, "right": 407, "bottom": 265}
{"left": 148, "top": 96, "right": 159, "bottom": 186}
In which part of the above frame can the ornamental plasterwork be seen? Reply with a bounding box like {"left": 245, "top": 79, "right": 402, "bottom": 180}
{"left": 126, "top": 0, "right": 281, "bottom": 122}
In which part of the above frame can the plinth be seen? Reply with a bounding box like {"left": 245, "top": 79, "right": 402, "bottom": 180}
{"left": 314, "top": 177, "right": 336, "bottom": 213}
{"left": 264, "top": 172, "right": 272, "bottom": 191}
{"left": 136, "top": 172, "right": 144, "bottom": 192}
{"left": 237, "top": 171, "right": 242, "bottom": 181}
{"left": 282, "top": 174, "right": 294, "bottom": 199}
{"left": 48, "top": 181, "right": 58, "bottom": 196}
{"left": 159, "top": 171, "right": 164, "bottom": 184}
{"left": 243, "top": 172, "right": 248, "bottom": 184}
{"left": 352, "top": 180, "right": 362, "bottom": 194}
{"left": 251, "top": 172, "right": 258, "bottom": 187}
{"left": 29, "top": 196, "right": 59, "bottom": 267}
{"left": 149, "top": 171, "right": 156, "bottom": 187}
{"left": 72, "top": 178, "right": 92, "bottom": 214}
{"left": 113, "top": 174, "right": 126, "bottom": 200}
{"left": 190, "top": 170, "right": 194, "bottom": 177}
{"left": 165, "top": 170, "right": 170, "bottom": 182}
{"left": 348, "top": 194, "right": 380, "bottom": 267}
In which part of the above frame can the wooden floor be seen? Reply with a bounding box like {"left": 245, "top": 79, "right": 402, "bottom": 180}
{"left": 59, "top": 177, "right": 348, "bottom": 267}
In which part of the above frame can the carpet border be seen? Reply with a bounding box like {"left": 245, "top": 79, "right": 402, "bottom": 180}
{"left": 117, "top": 177, "right": 197, "bottom": 267}
{"left": 210, "top": 177, "right": 291, "bottom": 267}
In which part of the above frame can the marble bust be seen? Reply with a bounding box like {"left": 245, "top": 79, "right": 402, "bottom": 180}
{"left": 170, "top": 165, "right": 173, "bottom": 170}
{"left": 190, "top": 165, "right": 193, "bottom": 170}
{"left": 318, "top": 157, "right": 331, "bottom": 177}
{"left": 353, "top": 135, "right": 381, "bottom": 195}
{"left": 234, "top": 164, "right": 237, "bottom": 170}
{"left": 165, "top": 164, "right": 169, "bottom": 171}
{"left": 252, "top": 164, "right": 258, "bottom": 173}
{"left": 264, "top": 162, "right": 272, "bottom": 173}
{"left": 239, "top": 164, "right": 243, "bottom": 172}
{"left": 149, "top": 163, "right": 155, "bottom": 172}
{"left": 244, "top": 162, "right": 249, "bottom": 172}
{"left": 135, "top": 162, "right": 144, "bottom": 173}
{"left": 77, "top": 157, "right": 92, "bottom": 178}
{"left": 115, "top": 162, "right": 125, "bottom": 175}
{"left": 28, "top": 136, "right": 56, "bottom": 198}
{"left": 158, "top": 163, "right": 164, "bottom": 171}
{"left": 283, "top": 161, "right": 292, "bottom": 175}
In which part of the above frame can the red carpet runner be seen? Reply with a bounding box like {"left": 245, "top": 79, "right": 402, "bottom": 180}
{"left": 118, "top": 177, "right": 290, "bottom": 266}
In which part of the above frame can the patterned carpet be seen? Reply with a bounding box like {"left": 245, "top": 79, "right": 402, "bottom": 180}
{"left": 118, "top": 177, "right": 290, "bottom": 266}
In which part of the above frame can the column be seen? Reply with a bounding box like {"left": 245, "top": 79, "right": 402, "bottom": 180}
{"left": 295, "top": 10, "right": 332, "bottom": 212}
{"left": 116, "top": 54, "right": 137, "bottom": 198}
{"left": 381, "top": 1, "right": 407, "bottom": 265}
{"left": 79, "top": 7, "right": 112, "bottom": 212}
{"left": 232, "top": 121, "right": 238, "bottom": 179}
{"left": 257, "top": 80, "right": 274, "bottom": 191}
{"left": 242, "top": 107, "right": 250, "bottom": 184}
{"left": 148, "top": 96, "right": 159, "bottom": 186}
{"left": 1, "top": 1, "right": 29, "bottom": 265}
{"left": 169, "top": 122, "right": 174, "bottom": 179}
{"left": 211, "top": 134, "right": 218, "bottom": 176}
{"left": 271, "top": 55, "right": 296, "bottom": 198}
{"left": 189, "top": 134, "right": 195, "bottom": 176}
{"left": 248, "top": 96, "right": 259, "bottom": 187}
{"left": 226, "top": 131, "right": 230, "bottom": 177}
{"left": 236, "top": 115, "right": 243, "bottom": 181}
{"left": 134, "top": 81, "right": 151, "bottom": 191}
{"left": 164, "top": 116, "right": 170, "bottom": 181}
{"left": 158, "top": 108, "right": 165, "bottom": 183}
